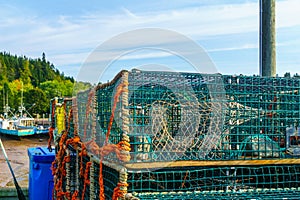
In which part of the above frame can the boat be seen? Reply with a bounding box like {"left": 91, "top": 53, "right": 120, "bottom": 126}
{"left": 13, "top": 110, "right": 49, "bottom": 135}
{"left": 34, "top": 114, "right": 50, "bottom": 134}
{"left": 0, "top": 100, "right": 35, "bottom": 136}
{"left": 35, "top": 125, "right": 50, "bottom": 135}
{"left": 0, "top": 87, "right": 48, "bottom": 136}
{"left": 15, "top": 116, "right": 49, "bottom": 135}
{"left": 0, "top": 115, "right": 36, "bottom": 137}
{"left": 0, "top": 114, "right": 49, "bottom": 136}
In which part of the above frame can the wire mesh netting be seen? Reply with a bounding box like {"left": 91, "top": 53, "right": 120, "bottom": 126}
{"left": 78, "top": 70, "right": 300, "bottom": 162}
{"left": 50, "top": 70, "right": 300, "bottom": 199}
{"left": 132, "top": 189, "right": 300, "bottom": 200}
{"left": 126, "top": 165, "right": 300, "bottom": 193}
{"left": 53, "top": 149, "right": 300, "bottom": 200}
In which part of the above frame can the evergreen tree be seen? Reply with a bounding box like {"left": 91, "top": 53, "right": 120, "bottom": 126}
{"left": 0, "top": 55, "right": 8, "bottom": 82}
{"left": 20, "top": 59, "right": 32, "bottom": 85}
{"left": 0, "top": 51, "right": 90, "bottom": 115}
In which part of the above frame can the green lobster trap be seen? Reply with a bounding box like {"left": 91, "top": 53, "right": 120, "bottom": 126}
{"left": 52, "top": 149, "right": 300, "bottom": 199}
{"left": 51, "top": 69, "right": 300, "bottom": 199}
{"left": 82, "top": 69, "right": 300, "bottom": 162}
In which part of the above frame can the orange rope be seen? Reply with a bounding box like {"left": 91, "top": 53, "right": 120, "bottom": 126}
{"left": 80, "top": 143, "right": 88, "bottom": 178}
{"left": 71, "top": 190, "right": 79, "bottom": 200}
{"left": 48, "top": 127, "right": 55, "bottom": 151}
{"left": 53, "top": 131, "right": 68, "bottom": 200}
{"left": 105, "top": 82, "right": 128, "bottom": 144}
{"left": 98, "top": 81, "right": 129, "bottom": 200}
{"left": 83, "top": 89, "right": 95, "bottom": 141}
{"left": 48, "top": 99, "right": 57, "bottom": 151}
{"left": 181, "top": 171, "right": 189, "bottom": 188}
{"left": 52, "top": 131, "right": 68, "bottom": 176}
{"left": 99, "top": 159, "right": 105, "bottom": 200}
{"left": 54, "top": 79, "right": 130, "bottom": 200}
{"left": 52, "top": 131, "right": 84, "bottom": 200}
{"left": 72, "top": 98, "right": 79, "bottom": 136}
{"left": 66, "top": 192, "right": 71, "bottom": 200}
{"left": 67, "top": 108, "right": 73, "bottom": 133}
{"left": 86, "top": 141, "right": 130, "bottom": 162}
{"left": 51, "top": 99, "right": 56, "bottom": 127}
{"left": 81, "top": 162, "right": 92, "bottom": 200}
{"left": 66, "top": 136, "right": 81, "bottom": 148}
{"left": 56, "top": 191, "right": 71, "bottom": 200}
{"left": 112, "top": 183, "right": 129, "bottom": 200}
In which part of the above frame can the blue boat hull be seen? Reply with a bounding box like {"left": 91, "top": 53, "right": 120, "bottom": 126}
{"left": 35, "top": 128, "right": 49, "bottom": 135}
{"left": 0, "top": 128, "right": 35, "bottom": 136}
{"left": 17, "top": 125, "right": 49, "bottom": 135}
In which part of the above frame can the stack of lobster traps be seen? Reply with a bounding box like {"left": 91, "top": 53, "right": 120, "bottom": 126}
{"left": 49, "top": 69, "right": 300, "bottom": 199}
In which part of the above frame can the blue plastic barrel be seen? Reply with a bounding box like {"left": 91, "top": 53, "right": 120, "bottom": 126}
{"left": 28, "top": 147, "right": 55, "bottom": 200}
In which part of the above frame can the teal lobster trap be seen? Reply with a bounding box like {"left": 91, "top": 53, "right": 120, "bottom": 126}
{"left": 87, "top": 69, "right": 300, "bottom": 162}
{"left": 51, "top": 69, "right": 300, "bottom": 199}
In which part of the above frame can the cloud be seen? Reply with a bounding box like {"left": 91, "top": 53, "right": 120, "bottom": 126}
{"left": 0, "top": 0, "right": 299, "bottom": 78}
{"left": 1, "top": 2, "right": 255, "bottom": 55}
{"left": 208, "top": 43, "right": 258, "bottom": 52}
{"left": 277, "top": 0, "right": 300, "bottom": 28}
{"left": 121, "top": 7, "right": 138, "bottom": 19}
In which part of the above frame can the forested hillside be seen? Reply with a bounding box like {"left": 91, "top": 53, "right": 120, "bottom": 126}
{"left": 0, "top": 52, "right": 91, "bottom": 116}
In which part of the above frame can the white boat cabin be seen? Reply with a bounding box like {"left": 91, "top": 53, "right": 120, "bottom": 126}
{"left": 16, "top": 117, "right": 35, "bottom": 127}
{"left": 0, "top": 118, "right": 17, "bottom": 130}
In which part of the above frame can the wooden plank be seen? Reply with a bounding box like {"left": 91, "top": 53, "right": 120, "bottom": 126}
{"left": 125, "top": 159, "right": 300, "bottom": 169}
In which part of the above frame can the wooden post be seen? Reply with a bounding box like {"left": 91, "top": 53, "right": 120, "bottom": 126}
{"left": 259, "top": 0, "right": 276, "bottom": 77}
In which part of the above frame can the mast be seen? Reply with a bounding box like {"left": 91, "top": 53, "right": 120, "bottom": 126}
{"left": 19, "top": 81, "right": 24, "bottom": 117}
{"left": 18, "top": 81, "right": 33, "bottom": 118}
{"left": 3, "top": 89, "right": 9, "bottom": 119}
{"left": 2, "top": 87, "right": 4, "bottom": 114}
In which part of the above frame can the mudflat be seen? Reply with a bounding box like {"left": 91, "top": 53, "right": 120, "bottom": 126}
{"left": 0, "top": 134, "right": 50, "bottom": 188}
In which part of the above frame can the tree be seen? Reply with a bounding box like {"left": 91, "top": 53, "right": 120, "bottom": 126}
{"left": 24, "top": 88, "right": 48, "bottom": 116}
{"left": 42, "top": 52, "right": 46, "bottom": 63}
{"left": 73, "top": 81, "right": 92, "bottom": 95}
{"left": 0, "top": 55, "right": 8, "bottom": 82}
{"left": 0, "top": 51, "right": 83, "bottom": 115}
{"left": 20, "top": 59, "right": 32, "bottom": 85}
{"left": 40, "top": 79, "right": 76, "bottom": 99}
{"left": 40, "top": 80, "right": 62, "bottom": 99}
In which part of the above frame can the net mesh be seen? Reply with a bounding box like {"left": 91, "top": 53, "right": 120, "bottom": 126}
{"left": 50, "top": 70, "right": 300, "bottom": 199}
{"left": 132, "top": 189, "right": 300, "bottom": 200}
{"left": 91, "top": 70, "right": 300, "bottom": 162}
{"left": 52, "top": 150, "right": 300, "bottom": 200}
{"left": 127, "top": 165, "right": 300, "bottom": 193}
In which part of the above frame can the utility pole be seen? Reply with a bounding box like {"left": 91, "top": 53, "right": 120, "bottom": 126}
{"left": 259, "top": 0, "right": 276, "bottom": 77}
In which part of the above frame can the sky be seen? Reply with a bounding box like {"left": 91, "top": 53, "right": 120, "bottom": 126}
{"left": 1, "top": 0, "right": 300, "bottom": 82}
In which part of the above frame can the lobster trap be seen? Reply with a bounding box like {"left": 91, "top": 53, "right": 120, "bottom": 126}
{"left": 50, "top": 69, "right": 300, "bottom": 199}
{"left": 86, "top": 69, "right": 300, "bottom": 162}
{"left": 52, "top": 148, "right": 300, "bottom": 199}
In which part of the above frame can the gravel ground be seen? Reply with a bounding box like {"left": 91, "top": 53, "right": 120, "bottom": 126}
{"left": 0, "top": 134, "right": 50, "bottom": 188}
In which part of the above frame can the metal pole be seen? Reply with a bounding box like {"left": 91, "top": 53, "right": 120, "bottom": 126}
{"left": 259, "top": 0, "right": 276, "bottom": 77}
